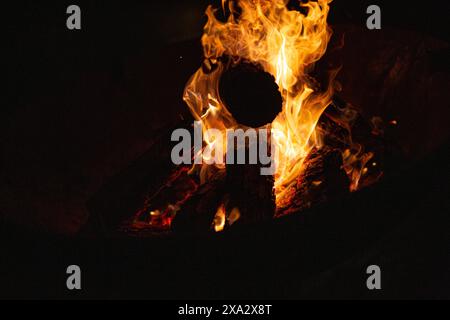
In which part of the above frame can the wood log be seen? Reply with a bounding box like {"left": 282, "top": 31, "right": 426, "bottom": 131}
{"left": 171, "top": 170, "right": 226, "bottom": 234}
{"left": 277, "top": 146, "right": 350, "bottom": 216}
{"left": 225, "top": 161, "right": 276, "bottom": 226}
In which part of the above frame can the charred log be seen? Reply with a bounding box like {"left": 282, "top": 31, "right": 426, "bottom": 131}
{"left": 219, "top": 61, "right": 283, "bottom": 127}
{"left": 277, "top": 146, "right": 350, "bottom": 216}
{"left": 171, "top": 171, "right": 226, "bottom": 234}
{"left": 225, "top": 162, "right": 276, "bottom": 226}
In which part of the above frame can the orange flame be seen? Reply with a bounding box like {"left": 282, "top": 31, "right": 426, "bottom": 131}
{"left": 184, "top": 0, "right": 334, "bottom": 208}
{"left": 213, "top": 204, "right": 226, "bottom": 232}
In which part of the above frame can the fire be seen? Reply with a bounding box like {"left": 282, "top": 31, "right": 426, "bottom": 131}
{"left": 127, "top": 0, "right": 385, "bottom": 234}
{"left": 213, "top": 204, "right": 226, "bottom": 232}
{"left": 213, "top": 205, "right": 241, "bottom": 232}
{"left": 183, "top": 0, "right": 334, "bottom": 208}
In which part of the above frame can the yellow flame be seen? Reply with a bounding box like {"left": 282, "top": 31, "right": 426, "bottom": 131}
{"left": 214, "top": 204, "right": 226, "bottom": 232}
{"left": 342, "top": 147, "right": 374, "bottom": 192}
{"left": 184, "top": 0, "right": 334, "bottom": 208}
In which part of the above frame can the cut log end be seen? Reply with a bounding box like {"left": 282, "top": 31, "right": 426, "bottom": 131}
{"left": 219, "top": 61, "right": 283, "bottom": 128}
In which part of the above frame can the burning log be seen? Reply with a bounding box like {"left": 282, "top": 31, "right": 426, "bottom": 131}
{"left": 277, "top": 146, "right": 350, "bottom": 216}
{"left": 225, "top": 162, "right": 276, "bottom": 225}
{"left": 218, "top": 61, "right": 280, "bottom": 228}
{"left": 171, "top": 171, "right": 226, "bottom": 234}
{"left": 171, "top": 127, "right": 277, "bottom": 233}
{"left": 219, "top": 61, "right": 283, "bottom": 127}
{"left": 144, "top": 60, "right": 279, "bottom": 233}
{"left": 171, "top": 154, "right": 276, "bottom": 233}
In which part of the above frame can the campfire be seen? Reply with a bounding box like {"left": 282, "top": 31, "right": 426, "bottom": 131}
{"left": 125, "top": 0, "right": 386, "bottom": 234}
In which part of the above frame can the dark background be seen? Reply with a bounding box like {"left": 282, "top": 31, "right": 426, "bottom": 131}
{"left": 2, "top": 0, "right": 450, "bottom": 299}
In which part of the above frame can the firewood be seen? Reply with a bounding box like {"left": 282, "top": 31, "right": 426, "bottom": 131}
{"left": 171, "top": 171, "right": 226, "bottom": 233}
{"left": 225, "top": 161, "right": 276, "bottom": 225}
{"left": 277, "top": 146, "right": 350, "bottom": 216}
{"left": 219, "top": 61, "right": 283, "bottom": 127}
